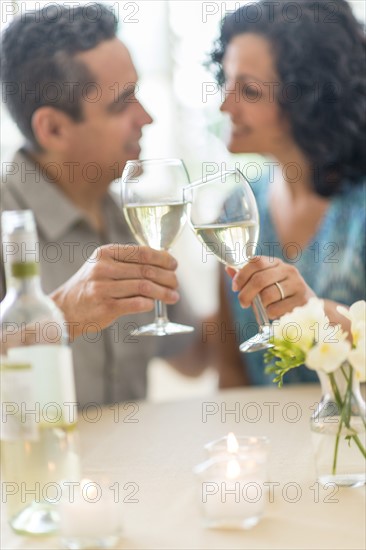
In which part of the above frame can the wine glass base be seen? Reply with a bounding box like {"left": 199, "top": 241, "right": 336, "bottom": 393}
{"left": 239, "top": 326, "right": 273, "bottom": 353}
{"left": 132, "top": 322, "right": 195, "bottom": 337}
{"left": 10, "top": 502, "right": 59, "bottom": 535}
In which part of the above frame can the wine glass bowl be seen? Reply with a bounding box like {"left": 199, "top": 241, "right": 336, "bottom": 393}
{"left": 185, "top": 169, "right": 273, "bottom": 352}
{"left": 121, "top": 158, "right": 194, "bottom": 336}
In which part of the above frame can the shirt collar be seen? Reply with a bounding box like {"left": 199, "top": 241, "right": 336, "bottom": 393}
{"left": 10, "top": 148, "right": 85, "bottom": 241}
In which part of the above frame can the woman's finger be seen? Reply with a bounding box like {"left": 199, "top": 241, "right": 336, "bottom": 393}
{"left": 232, "top": 256, "right": 281, "bottom": 291}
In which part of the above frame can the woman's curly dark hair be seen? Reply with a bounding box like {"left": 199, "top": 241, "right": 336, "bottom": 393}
{"left": 210, "top": 0, "right": 366, "bottom": 196}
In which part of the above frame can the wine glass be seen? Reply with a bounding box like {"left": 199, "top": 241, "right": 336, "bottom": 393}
{"left": 121, "top": 158, "right": 194, "bottom": 336}
{"left": 184, "top": 169, "right": 272, "bottom": 352}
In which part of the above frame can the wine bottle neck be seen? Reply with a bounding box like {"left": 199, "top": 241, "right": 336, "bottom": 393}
{"left": 7, "top": 273, "right": 43, "bottom": 296}
{"left": 4, "top": 260, "right": 42, "bottom": 296}
{"left": 2, "top": 213, "right": 42, "bottom": 297}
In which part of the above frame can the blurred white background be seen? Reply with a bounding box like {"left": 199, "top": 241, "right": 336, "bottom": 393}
{"left": 1, "top": 1, "right": 365, "bottom": 400}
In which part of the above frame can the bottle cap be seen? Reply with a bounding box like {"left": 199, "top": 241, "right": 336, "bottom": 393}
{"left": 1, "top": 210, "right": 40, "bottom": 274}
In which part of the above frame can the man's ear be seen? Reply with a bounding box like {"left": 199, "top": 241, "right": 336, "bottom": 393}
{"left": 31, "top": 107, "right": 75, "bottom": 152}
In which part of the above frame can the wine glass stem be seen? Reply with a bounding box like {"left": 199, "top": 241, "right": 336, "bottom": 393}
{"left": 253, "top": 295, "right": 271, "bottom": 331}
{"left": 154, "top": 300, "right": 168, "bottom": 326}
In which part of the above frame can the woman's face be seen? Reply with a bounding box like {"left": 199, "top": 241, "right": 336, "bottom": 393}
{"left": 220, "top": 33, "right": 292, "bottom": 156}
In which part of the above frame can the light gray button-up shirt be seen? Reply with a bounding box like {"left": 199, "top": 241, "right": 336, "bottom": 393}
{"left": 1, "top": 149, "right": 196, "bottom": 406}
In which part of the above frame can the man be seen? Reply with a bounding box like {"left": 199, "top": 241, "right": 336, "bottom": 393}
{"left": 1, "top": 3, "right": 204, "bottom": 405}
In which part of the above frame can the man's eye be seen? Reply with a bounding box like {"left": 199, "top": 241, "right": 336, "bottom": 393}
{"left": 111, "top": 103, "right": 128, "bottom": 114}
{"left": 109, "top": 89, "right": 136, "bottom": 113}
{"left": 125, "top": 92, "right": 136, "bottom": 103}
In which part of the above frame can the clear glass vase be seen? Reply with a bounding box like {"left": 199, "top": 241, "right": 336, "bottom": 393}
{"left": 310, "top": 363, "right": 366, "bottom": 487}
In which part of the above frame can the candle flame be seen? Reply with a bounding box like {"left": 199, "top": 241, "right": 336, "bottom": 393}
{"left": 227, "top": 432, "right": 239, "bottom": 454}
{"left": 226, "top": 458, "right": 241, "bottom": 479}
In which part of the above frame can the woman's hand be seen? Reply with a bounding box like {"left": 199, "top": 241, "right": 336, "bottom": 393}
{"left": 226, "top": 257, "right": 315, "bottom": 319}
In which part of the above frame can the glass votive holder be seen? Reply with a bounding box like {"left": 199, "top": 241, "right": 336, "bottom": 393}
{"left": 58, "top": 478, "right": 122, "bottom": 549}
{"left": 204, "top": 433, "right": 270, "bottom": 461}
{"left": 194, "top": 453, "right": 268, "bottom": 530}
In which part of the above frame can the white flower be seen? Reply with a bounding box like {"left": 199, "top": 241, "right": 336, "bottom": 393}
{"left": 348, "top": 344, "right": 366, "bottom": 382}
{"left": 292, "top": 297, "right": 327, "bottom": 325}
{"left": 271, "top": 298, "right": 364, "bottom": 379}
{"left": 272, "top": 311, "right": 309, "bottom": 350}
{"left": 272, "top": 312, "right": 294, "bottom": 339}
{"left": 337, "top": 301, "right": 366, "bottom": 345}
{"left": 306, "top": 324, "right": 351, "bottom": 373}
{"left": 347, "top": 324, "right": 366, "bottom": 382}
{"left": 349, "top": 320, "right": 366, "bottom": 349}
{"left": 337, "top": 300, "right": 366, "bottom": 325}
{"left": 337, "top": 302, "right": 366, "bottom": 377}
{"left": 273, "top": 298, "right": 328, "bottom": 353}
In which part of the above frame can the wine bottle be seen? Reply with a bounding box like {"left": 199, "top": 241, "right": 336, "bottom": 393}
{"left": 0, "top": 210, "right": 80, "bottom": 535}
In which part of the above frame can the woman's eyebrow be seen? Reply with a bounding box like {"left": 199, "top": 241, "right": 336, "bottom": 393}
{"left": 235, "top": 74, "right": 279, "bottom": 85}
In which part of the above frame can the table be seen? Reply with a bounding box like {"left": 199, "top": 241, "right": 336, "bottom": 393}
{"left": 2, "top": 385, "right": 366, "bottom": 549}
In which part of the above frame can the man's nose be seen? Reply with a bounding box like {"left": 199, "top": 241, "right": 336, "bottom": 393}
{"left": 137, "top": 101, "right": 153, "bottom": 126}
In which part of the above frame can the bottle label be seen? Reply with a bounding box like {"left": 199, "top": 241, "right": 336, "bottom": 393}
{"left": 1, "top": 346, "right": 77, "bottom": 440}
{"left": 1, "top": 361, "right": 39, "bottom": 441}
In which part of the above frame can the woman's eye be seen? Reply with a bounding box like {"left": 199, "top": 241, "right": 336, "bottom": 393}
{"left": 242, "top": 85, "right": 259, "bottom": 98}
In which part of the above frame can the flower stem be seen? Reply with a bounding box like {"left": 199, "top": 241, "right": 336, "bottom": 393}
{"left": 351, "top": 434, "right": 366, "bottom": 459}
{"left": 332, "top": 416, "right": 343, "bottom": 475}
{"left": 330, "top": 366, "right": 352, "bottom": 476}
{"left": 329, "top": 373, "right": 342, "bottom": 407}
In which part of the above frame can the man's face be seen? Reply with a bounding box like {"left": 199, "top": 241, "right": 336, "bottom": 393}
{"left": 66, "top": 38, "right": 152, "bottom": 184}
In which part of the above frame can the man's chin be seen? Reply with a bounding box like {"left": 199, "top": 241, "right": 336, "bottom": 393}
{"left": 126, "top": 145, "right": 142, "bottom": 159}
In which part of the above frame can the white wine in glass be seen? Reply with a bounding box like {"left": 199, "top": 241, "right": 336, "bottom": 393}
{"left": 121, "top": 158, "right": 194, "bottom": 336}
{"left": 193, "top": 220, "right": 258, "bottom": 266}
{"left": 123, "top": 203, "right": 187, "bottom": 251}
{"left": 185, "top": 169, "right": 273, "bottom": 352}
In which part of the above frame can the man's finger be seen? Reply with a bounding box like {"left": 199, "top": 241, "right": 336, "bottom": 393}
{"left": 108, "top": 279, "right": 180, "bottom": 303}
{"left": 111, "top": 296, "right": 155, "bottom": 317}
{"left": 104, "top": 244, "right": 177, "bottom": 270}
{"left": 106, "top": 262, "right": 178, "bottom": 289}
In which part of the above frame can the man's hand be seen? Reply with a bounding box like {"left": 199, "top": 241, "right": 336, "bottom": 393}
{"left": 50, "top": 244, "right": 180, "bottom": 339}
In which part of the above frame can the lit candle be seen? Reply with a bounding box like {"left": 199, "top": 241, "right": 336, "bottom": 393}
{"left": 195, "top": 434, "right": 269, "bottom": 529}
{"left": 227, "top": 432, "right": 239, "bottom": 453}
{"left": 59, "top": 479, "right": 122, "bottom": 549}
{"left": 205, "top": 432, "right": 269, "bottom": 461}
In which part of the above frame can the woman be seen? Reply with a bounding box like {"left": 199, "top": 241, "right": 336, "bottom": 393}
{"left": 210, "top": 0, "right": 366, "bottom": 385}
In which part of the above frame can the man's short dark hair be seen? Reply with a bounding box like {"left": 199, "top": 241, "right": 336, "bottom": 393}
{"left": 1, "top": 3, "right": 118, "bottom": 148}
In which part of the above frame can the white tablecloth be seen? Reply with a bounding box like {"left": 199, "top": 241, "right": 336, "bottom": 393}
{"left": 2, "top": 385, "right": 366, "bottom": 549}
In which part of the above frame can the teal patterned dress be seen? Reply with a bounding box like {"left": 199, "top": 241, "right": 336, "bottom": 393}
{"left": 226, "top": 171, "right": 366, "bottom": 385}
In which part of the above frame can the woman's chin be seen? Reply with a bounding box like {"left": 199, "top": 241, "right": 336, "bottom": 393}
{"left": 227, "top": 140, "right": 249, "bottom": 154}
